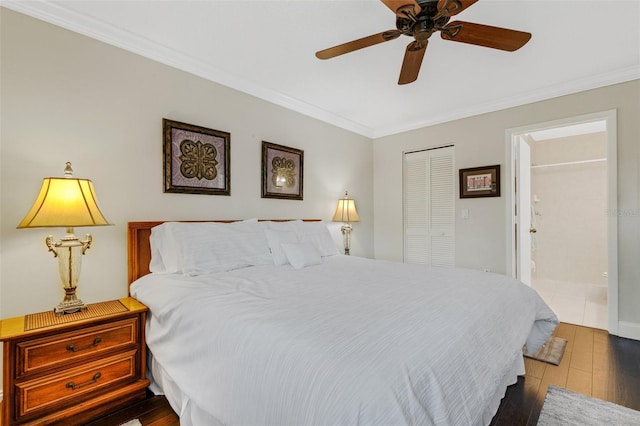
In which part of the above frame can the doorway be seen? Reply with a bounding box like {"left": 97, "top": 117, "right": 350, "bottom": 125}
{"left": 505, "top": 110, "right": 618, "bottom": 333}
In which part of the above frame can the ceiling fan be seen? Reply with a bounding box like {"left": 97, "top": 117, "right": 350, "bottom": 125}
{"left": 315, "top": 0, "right": 531, "bottom": 85}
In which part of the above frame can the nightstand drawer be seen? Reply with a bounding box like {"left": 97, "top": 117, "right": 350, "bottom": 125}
{"left": 15, "top": 349, "right": 138, "bottom": 419}
{"left": 17, "top": 317, "right": 138, "bottom": 377}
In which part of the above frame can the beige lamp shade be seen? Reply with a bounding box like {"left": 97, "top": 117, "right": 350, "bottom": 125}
{"left": 17, "top": 177, "right": 111, "bottom": 228}
{"left": 332, "top": 194, "right": 360, "bottom": 223}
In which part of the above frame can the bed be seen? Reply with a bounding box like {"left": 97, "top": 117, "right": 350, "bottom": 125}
{"left": 127, "top": 220, "right": 558, "bottom": 426}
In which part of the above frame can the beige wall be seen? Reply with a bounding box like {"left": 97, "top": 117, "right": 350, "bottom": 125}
{"left": 0, "top": 9, "right": 374, "bottom": 318}
{"left": 373, "top": 80, "right": 640, "bottom": 333}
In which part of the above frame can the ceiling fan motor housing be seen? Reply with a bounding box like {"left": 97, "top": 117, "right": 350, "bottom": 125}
{"left": 396, "top": 0, "right": 450, "bottom": 41}
{"left": 417, "top": 0, "right": 439, "bottom": 15}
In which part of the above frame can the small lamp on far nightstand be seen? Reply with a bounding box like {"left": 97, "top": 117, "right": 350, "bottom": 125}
{"left": 17, "top": 162, "right": 111, "bottom": 315}
{"left": 332, "top": 191, "right": 360, "bottom": 255}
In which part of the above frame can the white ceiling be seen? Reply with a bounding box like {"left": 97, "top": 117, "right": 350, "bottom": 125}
{"left": 4, "top": 0, "right": 639, "bottom": 138}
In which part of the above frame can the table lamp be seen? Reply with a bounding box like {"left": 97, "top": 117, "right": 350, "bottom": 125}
{"left": 17, "top": 162, "right": 111, "bottom": 315}
{"left": 332, "top": 191, "right": 360, "bottom": 255}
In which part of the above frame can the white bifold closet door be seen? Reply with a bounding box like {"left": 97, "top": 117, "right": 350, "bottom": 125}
{"left": 403, "top": 146, "right": 455, "bottom": 266}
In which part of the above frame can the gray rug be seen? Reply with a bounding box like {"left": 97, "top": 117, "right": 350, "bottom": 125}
{"left": 524, "top": 336, "right": 567, "bottom": 365}
{"left": 538, "top": 385, "right": 640, "bottom": 425}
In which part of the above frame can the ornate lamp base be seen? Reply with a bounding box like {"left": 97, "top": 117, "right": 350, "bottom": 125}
{"left": 54, "top": 287, "right": 88, "bottom": 316}
{"left": 46, "top": 229, "right": 92, "bottom": 316}
{"left": 341, "top": 223, "right": 353, "bottom": 256}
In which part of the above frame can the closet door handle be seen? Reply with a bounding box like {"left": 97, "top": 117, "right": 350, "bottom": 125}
{"left": 530, "top": 228, "right": 537, "bottom": 234}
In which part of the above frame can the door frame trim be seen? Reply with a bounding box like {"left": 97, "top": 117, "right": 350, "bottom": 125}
{"left": 504, "top": 110, "right": 618, "bottom": 334}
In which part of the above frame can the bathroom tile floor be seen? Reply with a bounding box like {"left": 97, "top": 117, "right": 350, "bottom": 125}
{"left": 532, "top": 278, "right": 607, "bottom": 330}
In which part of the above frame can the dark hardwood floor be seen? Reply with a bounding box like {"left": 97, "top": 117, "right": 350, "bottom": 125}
{"left": 490, "top": 322, "right": 640, "bottom": 425}
{"left": 84, "top": 394, "right": 178, "bottom": 426}
{"left": 88, "top": 323, "right": 640, "bottom": 426}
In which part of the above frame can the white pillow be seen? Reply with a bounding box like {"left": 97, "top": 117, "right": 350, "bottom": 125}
{"left": 149, "top": 223, "right": 180, "bottom": 273}
{"left": 280, "top": 242, "right": 322, "bottom": 270}
{"left": 151, "top": 221, "right": 273, "bottom": 275}
{"left": 294, "top": 221, "right": 339, "bottom": 257}
{"left": 265, "top": 220, "right": 303, "bottom": 231}
{"left": 264, "top": 229, "right": 299, "bottom": 265}
{"left": 149, "top": 225, "right": 166, "bottom": 273}
{"left": 265, "top": 220, "right": 338, "bottom": 257}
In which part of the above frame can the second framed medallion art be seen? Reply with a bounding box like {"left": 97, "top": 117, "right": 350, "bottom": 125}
{"left": 261, "top": 141, "right": 304, "bottom": 200}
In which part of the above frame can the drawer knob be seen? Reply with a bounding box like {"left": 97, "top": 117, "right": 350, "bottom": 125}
{"left": 66, "top": 337, "right": 102, "bottom": 352}
{"left": 66, "top": 372, "right": 102, "bottom": 390}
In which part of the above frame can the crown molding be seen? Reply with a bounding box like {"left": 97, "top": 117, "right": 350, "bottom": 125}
{"left": 3, "top": 1, "right": 638, "bottom": 140}
{"left": 373, "top": 65, "right": 640, "bottom": 138}
{"left": 1, "top": 1, "right": 375, "bottom": 138}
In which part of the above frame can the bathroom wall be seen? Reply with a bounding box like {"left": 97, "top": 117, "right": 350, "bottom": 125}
{"left": 530, "top": 132, "right": 608, "bottom": 285}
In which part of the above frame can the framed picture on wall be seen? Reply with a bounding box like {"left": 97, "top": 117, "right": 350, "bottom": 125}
{"left": 459, "top": 164, "right": 501, "bottom": 198}
{"left": 163, "top": 118, "right": 230, "bottom": 195}
{"left": 261, "top": 141, "right": 303, "bottom": 200}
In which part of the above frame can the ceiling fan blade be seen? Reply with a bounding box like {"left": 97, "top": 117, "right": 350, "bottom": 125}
{"left": 316, "top": 30, "right": 401, "bottom": 60}
{"left": 380, "top": 0, "right": 422, "bottom": 17}
{"left": 398, "top": 40, "right": 428, "bottom": 85}
{"left": 441, "top": 21, "right": 531, "bottom": 51}
{"left": 436, "top": 0, "right": 479, "bottom": 18}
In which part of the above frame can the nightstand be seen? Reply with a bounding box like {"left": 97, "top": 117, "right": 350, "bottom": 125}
{"left": 0, "top": 297, "right": 150, "bottom": 425}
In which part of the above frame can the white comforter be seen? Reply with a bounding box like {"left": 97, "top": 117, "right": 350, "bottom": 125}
{"left": 131, "top": 255, "right": 557, "bottom": 426}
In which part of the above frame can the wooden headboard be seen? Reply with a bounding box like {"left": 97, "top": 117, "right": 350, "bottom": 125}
{"left": 128, "top": 221, "right": 165, "bottom": 285}
{"left": 127, "top": 220, "right": 321, "bottom": 286}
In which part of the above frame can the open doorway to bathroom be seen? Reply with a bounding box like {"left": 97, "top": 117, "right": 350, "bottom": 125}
{"left": 526, "top": 122, "right": 608, "bottom": 329}
{"left": 506, "top": 110, "right": 618, "bottom": 333}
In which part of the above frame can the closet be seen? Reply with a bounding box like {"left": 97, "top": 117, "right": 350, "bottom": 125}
{"left": 403, "top": 146, "right": 455, "bottom": 266}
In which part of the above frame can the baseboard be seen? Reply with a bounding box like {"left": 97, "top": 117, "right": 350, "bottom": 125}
{"left": 617, "top": 321, "right": 640, "bottom": 341}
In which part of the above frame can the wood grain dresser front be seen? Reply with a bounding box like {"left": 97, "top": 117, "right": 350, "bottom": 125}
{"left": 0, "top": 297, "right": 150, "bottom": 425}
